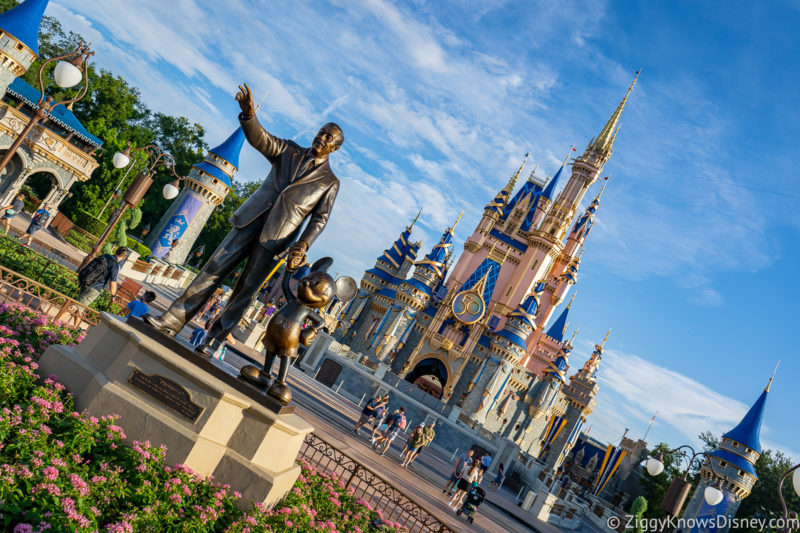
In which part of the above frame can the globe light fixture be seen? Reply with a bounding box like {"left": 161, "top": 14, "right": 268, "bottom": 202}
{"left": 794, "top": 467, "right": 800, "bottom": 497}
{"left": 646, "top": 456, "right": 665, "bottom": 476}
{"left": 163, "top": 179, "right": 180, "bottom": 200}
{"left": 704, "top": 484, "right": 724, "bottom": 506}
{"left": 53, "top": 59, "right": 83, "bottom": 88}
{"left": 0, "top": 43, "right": 93, "bottom": 176}
{"left": 112, "top": 148, "right": 131, "bottom": 169}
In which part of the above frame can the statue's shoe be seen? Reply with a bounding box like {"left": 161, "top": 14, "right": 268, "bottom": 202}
{"left": 142, "top": 313, "right": 181, "bottom": 336}
{"left": 268, "top": 381, "right": 292, "bottom": 405}
{"left": 240, "top": 364, "right": 270, "bottom": 388}
{"left": 195, "top": 339, "right": 221, "bottom": 359}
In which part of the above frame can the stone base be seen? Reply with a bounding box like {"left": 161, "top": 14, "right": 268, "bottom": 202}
{"left": 38, "top": 314, "right": 313, "bottom": 508}
{"left": 531, "top": 491, "right": 559, "bottom": 521}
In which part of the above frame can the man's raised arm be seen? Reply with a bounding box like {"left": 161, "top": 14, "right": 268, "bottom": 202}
{"left": 236, "top": 83, "right": 287, "bottom": 160}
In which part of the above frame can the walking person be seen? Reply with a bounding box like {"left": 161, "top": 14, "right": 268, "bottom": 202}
{"left": 372, "top": 406, "right": 406, "bottom": 457}
{"left": 449, "top": 461, "right": 481, "bottom": 510}
{"left": 1, "top": 194, "right": 24, "bottom": 235}
{"left": 369, "top": 395, "right": 390, "bottom": 441}
{"left": 21, "top": 204, "right": 50, "bottom": 246}
{"left": 403, "top": 421, "right": 435, "bottom": 468}
{"left": 354, "top": 394, "right": 383, "bottom": 434}
{"left": 400, "top": 423, "right": 425, "bottom": 465}
{"left": 489, "top": 463, "right": 505, "bottom": 490}
{"left": 75, "top": 246, "right": 130, "bottom": 307}
{"left": 479, "top": 453, "right": 492, "bottom": 476}
{"left": 443, "top": 449, "right": 473, "bottom": 496}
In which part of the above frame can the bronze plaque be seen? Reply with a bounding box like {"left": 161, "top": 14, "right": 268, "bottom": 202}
{"left": 127, "top": 369, "right": 204, "bottom": 422}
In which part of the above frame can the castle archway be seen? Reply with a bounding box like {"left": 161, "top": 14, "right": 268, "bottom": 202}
{"left": 22, "top": 171, "right": 59, "bottom": 209}
{"left": 405, "top": 357, "right": 448, "bottom": 399}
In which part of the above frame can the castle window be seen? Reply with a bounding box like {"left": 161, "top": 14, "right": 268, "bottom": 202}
{"left": 15, "top": 42, "right": 23, "bottom": 51}
{"left": 744, "top": 447, "right": 751, "bottom": 453}
{"left": 719, "top": 461, "right": 727, "bottom": 469}
{"left": 731, "top": 442, "right": 738, "bottom": 448}
{"left": 213, "top": 179, "right": 218, "bottom": 184}
{"left": 738, "top": 470, "right": 745, "bottom": 477}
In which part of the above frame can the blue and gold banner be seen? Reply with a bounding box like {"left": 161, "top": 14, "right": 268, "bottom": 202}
{"left": 539, "top": 415, "right": 566, "bottom": 458}
{"left": 593, "top": 444, "right": 627, "bottom": 496}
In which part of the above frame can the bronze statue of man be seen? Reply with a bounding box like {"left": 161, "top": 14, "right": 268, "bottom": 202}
{"left": 145, "top": 83, "right": 343, "bottom": 356}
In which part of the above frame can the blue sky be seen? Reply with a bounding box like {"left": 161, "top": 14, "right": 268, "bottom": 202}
{"left": 48, "top": 0, "right": 799, "bottom": 459}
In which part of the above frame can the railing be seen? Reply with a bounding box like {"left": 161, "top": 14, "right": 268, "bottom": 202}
{"left": 298, "top": 433, "right": 455, "bottom": 533}
{"left": 0, "top": 263, "right": 100, "bottom": 328}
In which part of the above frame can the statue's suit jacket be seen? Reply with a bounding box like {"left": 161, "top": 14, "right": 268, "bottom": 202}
{"left": 231, "top": 114, "right": 339, "bottom": 250}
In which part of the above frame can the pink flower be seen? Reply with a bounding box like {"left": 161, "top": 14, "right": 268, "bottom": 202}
{"left": 42, "top": 466, "right": 58, "bottom": 481}
{"left": 13, "top": 524, "right": 33, "bottom": 533}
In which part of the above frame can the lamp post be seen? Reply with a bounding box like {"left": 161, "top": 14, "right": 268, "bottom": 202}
{"left": 645, "top": 445, "right": 724, "bottom": 517}
{"left": 79, "top": 144, "right": 180, "bottom": 270}
{"left": 777, "top": 463, "right": 800, "bottom": 532}
{"left": 0, "top": 43, "right": 94, "bottom": 175}
{"left": 188, "top": 244, "right": 205, "bottom": 268}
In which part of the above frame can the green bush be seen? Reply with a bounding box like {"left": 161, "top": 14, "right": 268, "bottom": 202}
{"left": 64, "top": 229, "right": 97, "bottom": 254}
{"left": 126, "top": 237, "right": 151, "bottom": 261}
{"left": 71, "top": 208, "right": 107, "bottom": 237}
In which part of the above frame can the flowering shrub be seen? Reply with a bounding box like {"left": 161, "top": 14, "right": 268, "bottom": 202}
{"left": 0, "top": 304, "right": 404, "bottom": 532}
{"left": 227, "top": 459, "right": 406, "bottom": 533}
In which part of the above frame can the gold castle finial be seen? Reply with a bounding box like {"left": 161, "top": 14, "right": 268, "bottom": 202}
{"left": 504, "top": 153, "right": 529, "bottom": 194}
{"left": 451, "top": 211, "right": 464, "bottom": 232}
{"left": 409, "top": 207, "right": 422, "bottom": 230}
{"left": 566, "top": 291, "right": 577, "bottom": 309}
{"left": 600, "top": 328, "right": 611, "bottom": 349}
{"left": 589, "top": 70, "right": 640, "bottom": 156}
{"left": 569, "top": 326, "right": 580, "bottom": 345}
{"left": 765, "top": 361, "right": 780, "bottom": 392}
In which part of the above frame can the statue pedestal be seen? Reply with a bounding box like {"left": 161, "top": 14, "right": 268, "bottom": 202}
{"left": 38, "top": 314, "right": 313, "bottom": 508}
{"left": 531, "top": 491, "right": 559, "bottom": 521}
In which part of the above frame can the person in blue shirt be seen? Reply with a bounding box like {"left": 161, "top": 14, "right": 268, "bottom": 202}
{"left": 354, "top": 394, "right": 384, "bottom": 434}
{"left": 21, "top": 204, "right": 50, "bottom": 246}
{"left": 127, "top": 291, "right": 157, "bottom": 318}
{"left": 1, "top": 194, "right": 24, "bottom": 235}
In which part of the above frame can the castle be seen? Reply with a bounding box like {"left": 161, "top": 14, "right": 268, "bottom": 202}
{"left": 335, "top": 73, "right": 640, "bottom": 471}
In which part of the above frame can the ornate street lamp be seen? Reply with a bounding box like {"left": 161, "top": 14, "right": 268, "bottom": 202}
{"left": 79, "top": 144, "right": 181, "bottom": 270}
{"left": 777, "top": 463, "right": 800, "bottom": 532}
{"left": 0, "top": 43, "right": 94, "bottom": 174}
{"left": 645, "top": 445, "right": 723, "bottom": 516}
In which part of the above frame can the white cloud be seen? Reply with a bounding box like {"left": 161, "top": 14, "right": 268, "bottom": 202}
{"left": 582, "top": 343, "right": 797, "bottom": 461}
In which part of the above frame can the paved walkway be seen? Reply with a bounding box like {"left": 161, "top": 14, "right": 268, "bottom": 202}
{"left": 4, "top": 214, "right": 87, "bottom": 266}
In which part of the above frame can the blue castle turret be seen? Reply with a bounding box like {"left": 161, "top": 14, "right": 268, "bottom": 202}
{"left": 0, "top": 0, "right": 47, "bottom": 95}
{"left": 676, "top": 378, "right": 771, "bottom": 532}
{"left": 147, "top": 127, "right": 245, "bottom": 263}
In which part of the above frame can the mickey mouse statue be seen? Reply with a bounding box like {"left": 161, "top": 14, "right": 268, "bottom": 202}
{"left": 239, "top": 257, "right": 357, "bottom": 404}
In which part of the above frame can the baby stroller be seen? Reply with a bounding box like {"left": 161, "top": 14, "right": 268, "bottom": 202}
{"left": 456, "top": 486, "right": 485, "bottom": 524}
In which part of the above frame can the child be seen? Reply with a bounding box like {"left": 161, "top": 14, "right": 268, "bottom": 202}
{"left": 127, "top": 291, "right": 157, "bottom": 318}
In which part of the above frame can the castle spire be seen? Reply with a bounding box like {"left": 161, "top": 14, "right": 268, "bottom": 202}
{"left": 541, "top": 148, "right": 572, "bottom": 200}
{"left": 765, "top": 361, "right": 779, "bottom": 392}
{"left": 504, "top": 153, "right": 529, "bottom": 194}
{"left": 408, "top": 207, "right": 422, "bottom": 231}
{"left": 451, "top": 211, "right": 463, "bottom": 233}
{"left": 587, "top": 71, "right": 639, "bottom": 157}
